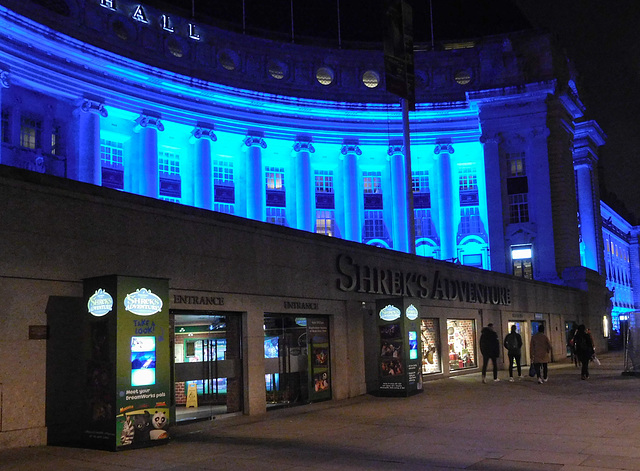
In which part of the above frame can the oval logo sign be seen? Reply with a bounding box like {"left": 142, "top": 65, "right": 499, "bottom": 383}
{"left": 87, "top": 288, "right": 113, "bottom": 317}
{"left": 406, "top": 304, "right": 418, "bottom": 320}
{"left": 124, "top": 288, "right": 163, "bottom": 316}
{"left": 379, "top": 305, "right": 401, "bottom": 321}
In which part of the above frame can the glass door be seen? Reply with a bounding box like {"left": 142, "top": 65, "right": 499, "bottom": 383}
{"left": 172, "top": 312, "right": 242, "bottom": 422}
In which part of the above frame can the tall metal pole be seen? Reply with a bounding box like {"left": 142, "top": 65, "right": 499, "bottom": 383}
{"left": 402, "top": 98, "right": 415, "bottom": 254}
{"left": 337, "top": 0, "right": 342, "bottom": 48}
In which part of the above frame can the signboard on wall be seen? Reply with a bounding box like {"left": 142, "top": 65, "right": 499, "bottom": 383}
{"left": 83, "top": 275, "right": 170, "bottom": 451}
{"left": 376, "top": 298, "right": 422, "bottom": 396}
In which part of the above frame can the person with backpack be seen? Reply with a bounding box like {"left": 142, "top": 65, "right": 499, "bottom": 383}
{"left": 573, "top": 324, "right": 595, "bottom": 380}
{"left": 503, "top": 325, "right": 523, "bottom": 381}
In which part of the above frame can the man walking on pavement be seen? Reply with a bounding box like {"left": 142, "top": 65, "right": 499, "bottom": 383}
{"left": 480, "top": 323, "right": 500, "bottom": 383}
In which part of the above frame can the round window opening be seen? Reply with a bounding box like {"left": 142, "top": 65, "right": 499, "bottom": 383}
{"left": 268, "top": 61, "right": 286, "bottom": 80}
{"left": 219, "top": 51, "right": 237, "bottom": 71}
{"left": 454, "top": 69, "right": 472, "bottom": 85}
{"left": 362, "top": 70, "right": 380, "bottom": 88}
{"left": 112, "top": 21, "right": 129, "bottom": 41}
{"left": 316, "top": 67, "right": 334, "bottom": 86}
{"left": 168, "top": 39, "right": 184, "bottom": 58}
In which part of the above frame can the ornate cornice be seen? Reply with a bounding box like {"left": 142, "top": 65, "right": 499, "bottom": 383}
{"left": 387, "top": 144, "right": 404, "bottom": 156}
{"left": 80, "top": 99, "right": 108, "bottom": 117}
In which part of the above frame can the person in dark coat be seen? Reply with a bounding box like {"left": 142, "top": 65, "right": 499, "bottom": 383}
{"left": 573, "top": 324, "right": 595, "bottom": 380}
{"left": 480, "top": 323, "right": 501, "bottom": 383}
{"left": 503, "top": 324, "right": 523, "bottom": 381}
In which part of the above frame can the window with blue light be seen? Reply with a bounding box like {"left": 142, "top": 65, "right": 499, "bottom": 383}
{"left": 266, "top": 166, "right": 286, "bottom": 208}
{"left": 214, "top": 159, "right": 235, "bottom": 207}
{"left": 316, "top": 210, "right": 334, "bottom": 236}
{"left": 315, "top": 170, "right": 333, "bottom": 193}
{"left": 415, "top": 208, "right": 436, "bottom": 238}
{"left": 100, "top": 139, "right": 124, "bottom": 190}
{"left": 159, "top": 150, "right": 181, "bottom": 200}
{"left": 413, "top": 170, "right": 431, "bottom": 210}
{"left": 266, "top": 207, "right": 287, "bottom": 226}
{"left": 51, "top": 124, "right": 62, "bottom": 156}
{"left": 509, "top": 194, "right": 529, "bottom": 223}
{"left": 315, "top": 170, "right": 335, "bottom": 211}
{"left": 364, "top": 210, "right": 384, "bottom": 239}
{"left": 506, "top": 152, "right": 529, "bottom": 223}
{"left": 459, "top": 207, "right": 482, "bottom": 236}
{"left": 1, "top": 110, "right": 9, "bottom": 144}
{"left": 20, "top": 116, "right": 41, "bottom": 150}
{"left": 363, "top": 171, "right": 381, "bottom": 194}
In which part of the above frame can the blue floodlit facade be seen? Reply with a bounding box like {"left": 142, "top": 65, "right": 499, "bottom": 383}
{"left": 0, "top": 0, "right": 619, "bottom": 287}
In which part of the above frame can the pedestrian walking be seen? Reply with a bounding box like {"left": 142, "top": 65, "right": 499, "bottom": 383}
{"left": 573, "top": 324, "right": 595, "bottom": 380}
{"left": 568, "top": 323, "right": 578, "bottom": 367}
{"left": 480, "top": 323, "right": 500, "bottom": 383}
{"left": 530, "top": 324, "right": 552, "bottom": 384}
{"left": 503, "top": 325, "right": 523, "bottom": 381}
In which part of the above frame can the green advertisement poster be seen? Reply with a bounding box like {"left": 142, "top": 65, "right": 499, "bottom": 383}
{"left": 84, "top": 275, "right": 170, "bottom": 450}
{"left": 308, "top": 317, "right": 331, "bottom": 401}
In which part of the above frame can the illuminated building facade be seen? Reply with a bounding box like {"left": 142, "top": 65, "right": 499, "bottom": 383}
{"left": 0, "top": 0, "right": 634, "bottom": 450}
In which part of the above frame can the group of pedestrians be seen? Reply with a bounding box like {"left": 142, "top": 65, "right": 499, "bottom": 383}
{"left": 479, "top": 323, "right": 595, "bottom": 384}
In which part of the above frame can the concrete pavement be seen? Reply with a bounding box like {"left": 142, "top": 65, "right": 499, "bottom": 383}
{"left": 2, "top": 351, "right": 639, "bottom": 470}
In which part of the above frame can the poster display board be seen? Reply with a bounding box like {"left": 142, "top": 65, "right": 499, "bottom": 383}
{"left": 375, "top": 298, "right": 422, "bottom": 396}
{"left": 308, "top": 317, "right": 331, "bottom": 401}
{"left": 83, "top": 275, "right": 170, "bottom": 450}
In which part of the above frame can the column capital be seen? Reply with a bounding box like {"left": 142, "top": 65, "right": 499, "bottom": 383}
{"left": 387, "top": 144, "right": 404, "bottom": 156}
{"left": 341, "top": 142, "right": 362, "bottom": 156}
{"left": 80, "top": 99, "right": 108, "bottom": 118}
{"left": 479, "top": 133, "right": 501, "bottom": 145}
{"left": 244, "top": 135, "right": 267, "bottom": 148}
{"left": 134, "top": 114, "right": 164, "bottom": 132}
{"left": 293, "top": 139, "right": 315, "bottom": 153}
{"left": 434, "top": 143, "right": 454, "bottom": 155}
{"left": 192, "top": 126, "right": 217, "bottom": 142}
{"left": 0, "top": 70, "right": 9, "bottom": 89}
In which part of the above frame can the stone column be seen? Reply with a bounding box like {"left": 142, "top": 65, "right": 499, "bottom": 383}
{"left": 76, "top": 99, "right": 108, "bottom": 185}
{"left": 293, "top": 138, "right": 315, "bottom": 232}
{"left": 341, "top": 142, "right": 362, "bottom": 243}
{"left": 134, "top": 114, "right": 164, "bottom": 198}
{"left": 434, "top": 143, "right": 455, "bottom": 261}
{"left": 388, "top": 143, "right": 409, "bottom": 252}
{"left": 243, "top": 134, "right": 267, "bottom": 222}
{"left": 480, "top": 133, "right": 505, "bottom": 273}
{"left": 575, "top": 159, "right": 598, "bottom": 271}
{"left": 191, "top": 126, "right": 217, "bottom": 210}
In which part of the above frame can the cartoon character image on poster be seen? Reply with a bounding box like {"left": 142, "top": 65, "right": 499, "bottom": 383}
{"left": 314, "top": 371, "right": 329, "bottom": 392}
{"left": 119, "top": 408, "right": 169, "bottom": 446}
{"left": 313, "top": 347, "right": 328, "bottom": 366}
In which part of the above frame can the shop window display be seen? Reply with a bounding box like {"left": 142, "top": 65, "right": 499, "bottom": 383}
{"left": 421, "top": 319, "right": 442, "bottom": 374}
{"left": 447, "top": 319, "right": 477, "bottom": 370}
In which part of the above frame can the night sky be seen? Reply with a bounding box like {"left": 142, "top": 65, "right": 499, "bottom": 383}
{"left": 143, "top": 0, "right": 640, "bottom": 222}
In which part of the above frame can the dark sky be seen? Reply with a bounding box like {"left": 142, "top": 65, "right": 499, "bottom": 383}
{"left": 145, "top": 0, "right": 640, "bottom": 221}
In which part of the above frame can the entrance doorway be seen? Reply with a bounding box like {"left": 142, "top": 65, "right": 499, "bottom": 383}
{"left": 172, "top": 312, "right": 243, "bottom": 422}
{"left": 264, "top": 315, "right": 331, "bottom": 409}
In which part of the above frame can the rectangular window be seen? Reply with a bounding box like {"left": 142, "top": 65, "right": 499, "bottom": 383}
{"left": 364, "top": 210, "right": 384, "bottom": 239}
{"left": 421, "top": 319, "right": 442, "bottom": 375}
{"left": 214, "top": 159, "right": 234, "bottom": 185}
{"left": 100, "top": 138, "right": 124, "bottom": 190}
{"left": 213, "top": 159, "right": 235, "bottom": 205}
{"left": 100, "top": 139, "right": 124, "bottom": 167}
{"left": 20, "top": 116, "right": 41, "bottom": 149}
{"left": 266, "top": 167, "right": 285, "bottom": 190}
{"left": 363, "top": 171, "right": 381, "bottom": 193}
{"left": 214, "top": 203, "right": 235, "bottom": 215}
{"left": 446, "top": 319, "right": 477, "bottom": 371}
{"left": 159, "top": 151, "right": 181, "bottom": 200}
{"left": 512, "top": 245, "right": 533, "bottom": 279}
{"left": 2, "top": 110, "right": 9, "bottom": 144}
{"left": 316, "top": 210, "right": 334, "bottom": 236}
{"left": 458, "top": 166, "right": 477, "bottom": 190}
{"left": 415, "top": 208, "right": 435, "bottom": 238}
{"left": 459, "top": 207, "right": 481, "bottom": 235}
{"left": 51, "top": 125, "right": 62, "bottom": 156}
{"left": 506, "top": 152, "right": 526, "bottom": 177}
{"left": 266, "top": 207, "right": 287, "bottom": 226}
{"left": 315, "top": 170, "right": 333, "bottom": 193}
{"left": 508, "top": 194, "right": 529, "bottom": 223}
{"left": 412, "top": 170, "right": 429, "bottom": 193}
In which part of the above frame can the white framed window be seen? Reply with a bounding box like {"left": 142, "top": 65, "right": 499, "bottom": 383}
{"left": 266, "top": 207, "right": 287, "bottom": 226}
{"left": 363, "top": 171, "right": 382, "bottom": 194}
{"left": 100, "top": 139, "right": 124, "bottom": 167}
{"left": 509, "top": 194, "right": 529, "bottom": 223}
{"left": 315, "top": 170, "right": 333, "bottom": 193}
{"left": 20, "top": 116, "right": 41, "bottom": 149}
{"left": 415, "top": 208, "right": 435, "bottom": 238}
{"left": 459, "top": 206, "right": 481, "bottom": 234}
{"left": 266, "top": 167, "right": 285, "bottom": 190}
{"left": 458, "top": 166, "right": 477, "bottom": 190}
{"left": 159, "top": 151, "right": 180, "bottom": 176}
{"left": 316, "top": 210, "right": 334, "bottom": 236}
{"left": 506, "top": 152, "right": 526, "bottom": 177}
{"left": 412, "top": 170, "right": 430, "bottom": 193}
{"left": 214, "top": 203, "right": 235, "bottom": 215}
{"left": 364, "top": 210, "right": 384, "bottom": 238}
{"left": 213, "top": 159, "right": 234, "bottom": 185}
